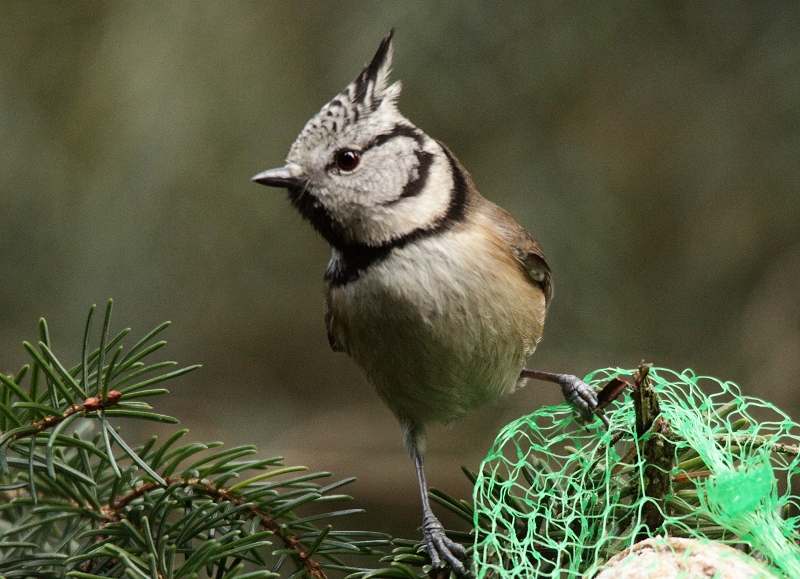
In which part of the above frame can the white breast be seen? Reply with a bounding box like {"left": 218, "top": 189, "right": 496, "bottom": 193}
{"left": 326, "top": 224, "right": 546, "bottom": 427}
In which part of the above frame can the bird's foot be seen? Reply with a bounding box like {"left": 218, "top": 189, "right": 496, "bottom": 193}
{"left": 558, "top": 374, "right": 610, "bottom": 428}
{"left": 521, "top": 370, "right": 611, "bottom": 429}
{"left": 422, "top": 513, "right": 469, "bottom": 577}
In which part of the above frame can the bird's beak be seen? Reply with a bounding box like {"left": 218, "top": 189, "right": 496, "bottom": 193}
{"left": 251, "top": 165, "right": 302, "bottom": 188}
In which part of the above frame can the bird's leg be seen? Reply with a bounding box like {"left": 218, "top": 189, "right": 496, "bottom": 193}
{"left": 521, "top": 369, "right": 611, "bottom": 429}
{"left": 413, "top": 449, "right": 469, "bottom": 576}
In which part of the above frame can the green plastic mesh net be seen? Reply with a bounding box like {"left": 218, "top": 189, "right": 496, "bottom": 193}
{"left": 473, "top": 367, "right": 800, "bottom": 578}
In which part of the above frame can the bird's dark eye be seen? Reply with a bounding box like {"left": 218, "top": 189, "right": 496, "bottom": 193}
{"left": 335, "top": 149, "right": 361, "bottom": 172}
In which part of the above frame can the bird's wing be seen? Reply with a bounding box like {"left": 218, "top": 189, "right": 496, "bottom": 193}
{"left": 484, "top": 202, "right": 553, "bottom": 307}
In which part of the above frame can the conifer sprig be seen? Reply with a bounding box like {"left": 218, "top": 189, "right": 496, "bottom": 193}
{"left": 0, "top": 301, "right": 402, "bottom": 579}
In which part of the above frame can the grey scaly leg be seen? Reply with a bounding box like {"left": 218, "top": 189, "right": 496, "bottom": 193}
{"left": 413, "top": 449, "right": 469, "bottom": 576}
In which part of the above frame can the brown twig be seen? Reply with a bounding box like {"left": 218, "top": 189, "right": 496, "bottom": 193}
{"left": 672, "top": 470, "right": 713, "bottom": 484}
{"left": 630, "top": 363, "right": 676, "bottom": 541}
{"left": 13, "top": 390, "right": 123, "bottom": 441}
{"left": 663, "top": 432, "right": 800, "bottom": 458}
{"left": 720, "top": 435, "right": 799, "bottom": 456}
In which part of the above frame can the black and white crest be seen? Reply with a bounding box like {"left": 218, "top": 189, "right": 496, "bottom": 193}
{"left": 352, "top": 29, "right": 395, "bottom": 109}
{"left": 288, "top": 30, "right": 402, "bottom": 158}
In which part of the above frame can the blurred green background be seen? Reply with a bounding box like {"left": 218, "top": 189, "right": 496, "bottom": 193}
{"left": 2, "top": 2, "right": 799, "bottom": 538}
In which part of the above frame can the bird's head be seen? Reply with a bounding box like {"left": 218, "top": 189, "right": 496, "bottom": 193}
{"left": 253, "top": 31, "right": 455, "bottom": 250}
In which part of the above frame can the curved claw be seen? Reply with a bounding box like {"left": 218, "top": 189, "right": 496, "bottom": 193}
{"left": 560, "top": 374, "right": 596, "bottom": 417}
{"left": 423, "top": 515, "right": 469, "bottom": 576}
{"left": 559, "top": 374, "right": 611, "bottom": 429}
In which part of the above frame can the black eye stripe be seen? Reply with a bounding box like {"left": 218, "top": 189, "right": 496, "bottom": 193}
{"left": 381, "top": 149, "right": 434, "bottom": 205}
{"left": 364, "top": 124, "right": 423, "bottom": 151}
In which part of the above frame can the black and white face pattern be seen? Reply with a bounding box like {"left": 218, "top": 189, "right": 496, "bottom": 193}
{"left": 280, "top": 32, "right": 459, "bottom": 251}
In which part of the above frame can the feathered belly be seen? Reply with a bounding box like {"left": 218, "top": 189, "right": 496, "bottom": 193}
{"left": 325, "top": 236, "right": 546, "bottom": 426}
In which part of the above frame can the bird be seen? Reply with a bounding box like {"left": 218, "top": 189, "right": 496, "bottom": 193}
{"left": 252, "top": 31, "right": 607, "bottom": 576}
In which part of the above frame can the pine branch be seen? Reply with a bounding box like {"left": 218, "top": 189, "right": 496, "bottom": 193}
{"left": 1, "top": 301, "right": 409, "bottom": 579}
{"left": 105, "top": 477, "right": 325, "bottom": 579}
